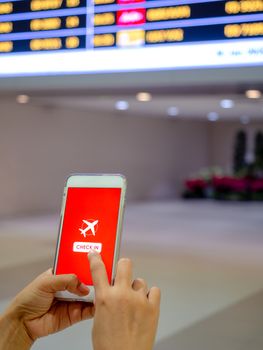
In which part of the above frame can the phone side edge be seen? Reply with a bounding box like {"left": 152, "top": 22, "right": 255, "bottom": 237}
{"left": 111, "top": 176, "right": 127, "bottom": 284}
{"left": 52, "top": 185, "right": 68, "bottom": 275}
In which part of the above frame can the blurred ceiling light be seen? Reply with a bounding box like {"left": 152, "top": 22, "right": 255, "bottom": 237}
{"left": 167, "top": 106, "right": 179, "bottom": 117}
{"left": 207, "top": 112, "right": 219, "bottom": 121}
{"left": 240, "top": 115, "right": 250, "bottom": 125}
{"left": 136, "top": 92, "right": 152, "bottom": 102}
{"left": 220, "top": 99, "right": 234, "bottom": 109}
{"left": 16, "top": 94, "right": 29, "bottom": 104}
{"left": 115, "top": 100, "right": 129, "bottom": 111}
{"left": 245, "top": 89, "right": 261, "bottom": 99}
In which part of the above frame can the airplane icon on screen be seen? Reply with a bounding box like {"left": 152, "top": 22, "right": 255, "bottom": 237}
{"left": 79, "top": 219, "right": 99, "bottom": 238}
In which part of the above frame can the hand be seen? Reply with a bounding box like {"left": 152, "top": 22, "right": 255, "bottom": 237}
{"left": 89, "top": 252, "right": 161, "bottom": 350}
{"left": 2, "top": 269, "right": 94, "bottom": 344}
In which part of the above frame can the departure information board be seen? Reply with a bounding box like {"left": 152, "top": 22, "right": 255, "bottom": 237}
{"left": 0, "top": 0, "right": 263, "bottom": 76}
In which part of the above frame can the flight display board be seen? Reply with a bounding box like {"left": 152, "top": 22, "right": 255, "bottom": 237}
{"left": 0, "top": 0, "right": 263, "bottom": 76}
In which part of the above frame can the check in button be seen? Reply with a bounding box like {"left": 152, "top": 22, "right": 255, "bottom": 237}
{"left": 73, "top": 242, "right": 102, "bottom": 253}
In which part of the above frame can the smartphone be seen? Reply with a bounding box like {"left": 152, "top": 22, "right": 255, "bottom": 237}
{"left": 53, "top": 174, "right": 126, "bottom": 302}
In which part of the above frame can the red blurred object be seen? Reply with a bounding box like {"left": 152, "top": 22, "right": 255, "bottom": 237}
{"left": 212, "top": 176, "right": 248, "bottom": 192}
{"left": 184, "top": 174, "right": 263, "bottom": 200}
{"left": 185, "top": 179, "right": 207, "bottom": 191}
{"left": 117, "top": 0, "right": 145, "bottom": 3}
{"left": 250, "top": 179, "right": 263, "bottom": 192}
{"left": 117, "top": 8, "right": 146, "bottom": 25}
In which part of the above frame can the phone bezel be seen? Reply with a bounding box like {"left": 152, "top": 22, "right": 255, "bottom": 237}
{"left": 53, "top": 173, "right": 126, "bottom": 302}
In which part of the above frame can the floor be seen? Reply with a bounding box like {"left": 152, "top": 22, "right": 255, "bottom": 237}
{"left": 0, "top": 200, "right": 263, "bottom": 350}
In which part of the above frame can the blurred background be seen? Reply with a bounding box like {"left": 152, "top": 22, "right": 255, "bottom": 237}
{"left": 0, "top": 1, "right": 263, "bottom": 349}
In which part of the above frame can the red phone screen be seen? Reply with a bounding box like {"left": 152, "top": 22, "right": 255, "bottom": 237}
{"left": 55, "top": 187, "right": 122, "bottom": 285}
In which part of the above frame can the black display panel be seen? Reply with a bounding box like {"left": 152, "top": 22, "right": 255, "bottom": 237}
{"left": 0, "top": 0, "right": 262, "bottom": 76}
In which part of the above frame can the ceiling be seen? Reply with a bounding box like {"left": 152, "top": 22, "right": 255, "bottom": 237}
{"left": 27, "top": 92, "right": 263, "bottom": 122}
{"left": 1, "top": 66, "right": 263, "bottom": 123}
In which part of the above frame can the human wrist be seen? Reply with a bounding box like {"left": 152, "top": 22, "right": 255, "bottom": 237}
{"left": 0, "top": 309, "right": 34, "bottom": 350}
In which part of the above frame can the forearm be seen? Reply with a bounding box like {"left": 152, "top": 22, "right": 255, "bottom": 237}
{"left": 0, "top": 310, "right": 33, "bottom": 350}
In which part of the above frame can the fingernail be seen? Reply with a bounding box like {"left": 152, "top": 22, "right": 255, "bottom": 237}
{"left": 88, "top": 250, "right": 100, "bottom": 260}
{"left": 78, "top": 283, "right": 90, "bottom": 294}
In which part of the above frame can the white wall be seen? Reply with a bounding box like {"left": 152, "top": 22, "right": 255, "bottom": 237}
{"left": 0, "top": 99, "right": 209, "bottom": 217}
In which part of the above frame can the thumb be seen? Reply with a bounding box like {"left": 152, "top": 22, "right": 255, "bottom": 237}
{"left": 32, "top": 269, "right": 90, "bottom": 296}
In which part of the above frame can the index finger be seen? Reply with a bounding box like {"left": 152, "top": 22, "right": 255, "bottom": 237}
{"left": 29, "top": 270, "right": 90, "bottom": 296}
{"left": 88, "top": 251, "right": 109, "bottom": 292}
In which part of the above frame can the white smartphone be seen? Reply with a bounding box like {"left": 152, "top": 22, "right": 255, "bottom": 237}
{"left": 53, "top": 173, "right": 126, "bottom": 302}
